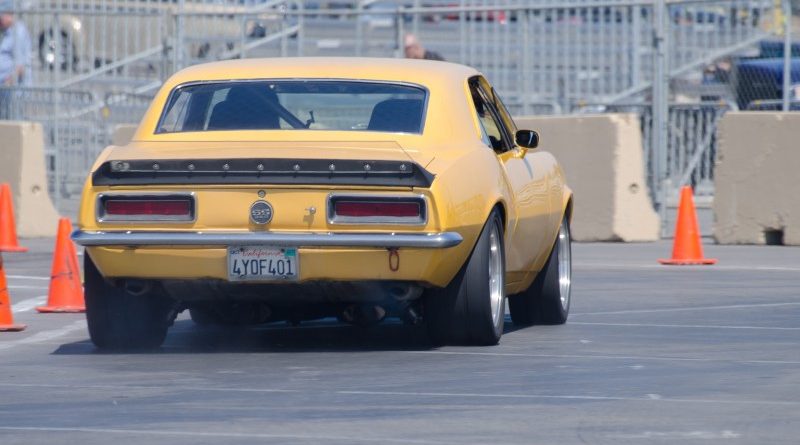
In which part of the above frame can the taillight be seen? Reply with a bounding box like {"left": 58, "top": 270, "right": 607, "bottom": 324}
{"left": 335, "top": 201, "right": 420, "bottom": 218}
{"left": 105, "top": 200, "right": 191, "bottom": 216}
{"left": 98, "top": 195, "right": 195, "bottom": 222}
{"left": 329, "top": 196, "right": 426, "bottom": 224}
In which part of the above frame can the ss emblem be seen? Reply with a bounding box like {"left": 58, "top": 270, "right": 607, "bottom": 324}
{"left": 249, "top": 200, "right": 274, "bottom": 225}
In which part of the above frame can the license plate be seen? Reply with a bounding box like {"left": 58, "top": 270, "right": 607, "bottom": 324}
{"left": 227, "top": 246, "right": 299, "bottom": 281}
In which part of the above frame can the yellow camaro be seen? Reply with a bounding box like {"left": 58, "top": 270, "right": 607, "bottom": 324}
{"left": 73, "top": 57, "right": 573, "bottom": 349}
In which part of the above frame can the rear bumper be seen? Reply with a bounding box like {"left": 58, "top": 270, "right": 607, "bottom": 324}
{"left": 72, "top": 230, "right": 463, "bottom": 249}
{"left": 75, "top": 230, "right": 470, "bottom": 286}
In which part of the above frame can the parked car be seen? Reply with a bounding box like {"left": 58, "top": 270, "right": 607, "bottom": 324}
{"left": 697, "top": 40, "right": 800, "bottom": 109}
{"left": 72, "top": 57, "right": 573, "bottom": 349}
{"left": 734, "top": 57, "right": 800, "bottom": 109}
{"left": 34, "top": 0, "right": 291, "bottom": 72}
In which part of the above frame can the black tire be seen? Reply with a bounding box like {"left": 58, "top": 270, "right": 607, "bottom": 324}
{"left": 509, "top": 216, "right": 572, "bottom": 325}
{"left": 38, "top": 29, "right": 78, "bottom": 72}
{"left": 424, "top": 209, "right": 506, "bottom": 346}
{"left": 188, "top": 307, "right": 217, "bottom": 326}
{"left": 84, "top": 254, "right": 174, "bottom": 350}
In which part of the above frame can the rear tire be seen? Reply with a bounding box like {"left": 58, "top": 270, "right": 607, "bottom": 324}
{"left": 424, "top": 209, "right": 505, "bottom": 346}
{"left": 508, "top": 216, "right": 572, "bottom": 325}
{"left": 188, "top": 307, "right": 217, "bottom": 326}
{"left": 84, "top": 254, "right": 174, "bottom": 350}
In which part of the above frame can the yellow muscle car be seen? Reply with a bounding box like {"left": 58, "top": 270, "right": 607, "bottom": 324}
{"left": 72, "top": 57, "right": 573, "bottom": 349}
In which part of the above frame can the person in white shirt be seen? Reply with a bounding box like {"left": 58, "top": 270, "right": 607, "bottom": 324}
{"left": 0, "top": 0, "right": 32, "bottom": 118}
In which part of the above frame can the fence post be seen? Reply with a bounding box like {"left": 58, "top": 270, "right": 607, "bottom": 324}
{"left": 631, "top": 3, "right": 642, "bottom": 88}
{"left": 355, "top": 0, "right": 364, "bottom": 57}
{"left": 174, "top": 0, "right": 186, "bottom": 72}
{"left": 161, "top": 9, "right": 170, "bottom": 82}
{"left": 412, "top": 0, "right": 420, "bottom": 36}
{"left": 782, "top": 0, "right": 792, "bottom": 111}
{"left": 459, "top": 0, "right": 466, "bottom": 63}
{"left": 395, "top": 8, "right": 405, "bottom": 59}
{"left": 297, "top": 0, "right": 304, "bottom": 56}
{"left": 52, "top": 12, "right": 62, "bottom": 211}
{"left": 522, "top": 8, "right": 531, "bottom": 115}
{"left": 281, "top": 7, "right": 288, "bottom": 57}
{"left": 652, "top": 0, "right": 669, "bottom": 236}
{"left": 240, "top": 13, "right": 247, "bottom": 59}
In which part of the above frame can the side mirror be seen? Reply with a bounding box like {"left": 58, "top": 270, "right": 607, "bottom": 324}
{"left": 515, "top": 129, "right": 539, "bottom": 149}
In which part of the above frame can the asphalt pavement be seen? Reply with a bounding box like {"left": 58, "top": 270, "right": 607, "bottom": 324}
{"left": 0, "top": 238, "right": 799, "bottom": 444}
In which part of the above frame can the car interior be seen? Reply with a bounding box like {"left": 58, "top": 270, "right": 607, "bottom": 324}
{"left": 367, "top": 98, "right": 424, "bottom": 133}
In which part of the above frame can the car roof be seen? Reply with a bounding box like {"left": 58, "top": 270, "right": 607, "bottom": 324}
{"left": 167, "top": 57, "right": 480, "bottom": 88}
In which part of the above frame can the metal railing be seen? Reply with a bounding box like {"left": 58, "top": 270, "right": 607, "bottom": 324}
{"left": 1, "top": 0, "right": 793, "bottom": 232}
{"left": 10, "top": 0, "right": 302, "bottom": 214}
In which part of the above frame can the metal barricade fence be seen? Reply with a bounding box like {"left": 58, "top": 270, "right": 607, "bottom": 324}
{"left": 290, "top": 0, "right": 775, "bottom": 111}
{"left": 0, "top": 0, "right": 793, "bottom": 230}
{"left": 170, "top": 0, "right": 303, "bottom": 70}
{"left": 18, "top": 1, "right": 169, "bottom": 90}
{"left": 8, "top": 0, "right": 302, "bottom": 214}
{"left": 17, "top": 0, "right": 302, "bottom": 81}
{"left": 1, "top": 86, "right": 103, "bottom": 199}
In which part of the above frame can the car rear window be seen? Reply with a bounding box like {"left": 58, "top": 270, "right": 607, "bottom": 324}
{"left": 156, "top": 80, "right": 427, "bottom": 134}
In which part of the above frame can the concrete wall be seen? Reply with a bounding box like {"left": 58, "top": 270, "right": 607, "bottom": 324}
{"left": 714, "top": 113, "right": 800, "bottom": 245}
{"left": 0, "top": 122, "right": 61, "bottom": 237}
{"left": 515, "top": 114, "right": 660, "bottom": 242}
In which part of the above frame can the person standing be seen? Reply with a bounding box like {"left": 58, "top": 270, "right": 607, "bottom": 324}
{"left": 0, "top": 0, "right": 32, "bottom": 119}
{"left": 403, "top": 34, "right": 444, "bottom": 61}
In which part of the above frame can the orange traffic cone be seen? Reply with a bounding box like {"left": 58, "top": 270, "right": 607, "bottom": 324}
{"left": 37, "top": 218, "right": 85, "bottom": 313}
{"left": 0, "top": 183, "right": 27, "bottom": 253}
{"left": 659, "top": 186, "right": 717, "bottom": 265}
{"left": 0, "top": 254, "right": 26, "bottom": 331}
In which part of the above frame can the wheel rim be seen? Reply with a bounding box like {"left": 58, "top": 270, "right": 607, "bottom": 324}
{"left": 557, "top": 220, "right": 572, "bottom": 310}
{"left": 41, "top": 31, "right": 71, "bottom": 69}
{"left": 488, "top": 224, "right": 504, "bottom": 327}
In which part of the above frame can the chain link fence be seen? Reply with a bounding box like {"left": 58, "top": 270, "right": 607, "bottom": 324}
{"left": 2, "top": 0, "right": 795, "bottom": 231}
{"left": 8, "top": 0, "right": 302, "bottom": 213}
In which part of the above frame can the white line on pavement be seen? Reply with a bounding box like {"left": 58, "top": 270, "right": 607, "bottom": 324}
{"left": 336, "top": 390, "right": 800, "bottom": 407}
{"left": 8, "top": 285, "right": 49, "bottom": 290}
{"left": 570, "top": 321, "right": 800, "bottom": 331}
{"left": 607, "top": 430, "right": 741, "bottom": 440}
{"left": 6, "top": 275, "right": 50, "bottom": 281}
{"left": 11, "top": 295, "right": 47, "bottom": 312}
{"left": 0, "top": 427, "right": 453, "bottom": 444}
{"left": 0, "top": 383, "right": 796, "bottom": 410}
{"left": 403, "top": 350, "right": 800, "bottom": 365}
{"left": 574, "top": 263, "right": 800, "bottom": 272}
{"left": 0, "top": 320, "right": 85, "bottom": 351}
{"left": 0, "top": 382, "right": 300, "bottom": 394}
{"left": 572, "top": 301, "right": 800, "bottom": 317}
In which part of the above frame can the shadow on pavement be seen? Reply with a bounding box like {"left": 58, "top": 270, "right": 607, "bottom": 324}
{"left": 51, "top": 317, "right": 525, "bottom": 355}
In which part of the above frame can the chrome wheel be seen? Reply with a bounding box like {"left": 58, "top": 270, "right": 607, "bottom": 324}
{"left": 425, "top": 210, "right": 505, "bottom": 345}
{"left": 557, "top": 220, "right": 572, "bottom": 311}
{"left": 488, "top": 223, "right": 505, "bottom": 327}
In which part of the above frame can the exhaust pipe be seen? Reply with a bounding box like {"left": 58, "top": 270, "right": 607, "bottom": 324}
{"left": 341, "top": 304, "right": 386, "bottom": 326}
{"left": 124, "top": 279, "right": 152, "bottom": 296}
{"left": 386, "top": 284, "right": 423, "bottom": 302}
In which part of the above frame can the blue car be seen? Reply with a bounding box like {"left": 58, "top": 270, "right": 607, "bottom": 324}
{"left": 735, "top": 57, "right": 800, "bottom": 109}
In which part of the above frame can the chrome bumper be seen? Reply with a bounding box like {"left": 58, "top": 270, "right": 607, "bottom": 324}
{"left": 71, "top": 230, "right": 463, "bottom": 249}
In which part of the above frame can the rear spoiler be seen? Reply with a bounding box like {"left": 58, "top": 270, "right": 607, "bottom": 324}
{"left": 92, "top": 158, "right": 435, "bottom": 188}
